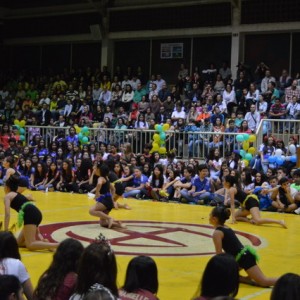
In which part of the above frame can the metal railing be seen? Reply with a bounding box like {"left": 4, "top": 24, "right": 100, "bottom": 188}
{"left": 23, "top": 119, "right": 300, "bottom": 160}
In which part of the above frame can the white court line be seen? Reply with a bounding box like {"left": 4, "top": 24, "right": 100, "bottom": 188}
{"left": 240, "top": 288, "right": 271, "bottom": 300}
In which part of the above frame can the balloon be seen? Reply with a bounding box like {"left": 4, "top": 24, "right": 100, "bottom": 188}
{"left": 20, "top": 135, "right": 25, "bottom": 141}
{"left": 239, "top": 150, "right": 246, "bottom": 158}
{"left": 242, "top": 141, "right": 249, "bottom": 151}
{"left": 152, "top": 143, "right": 160, "bottom": 151}
{"left": 162, "top": 123, "right": 170, "bottom": 131}
{"left": 14, "top": 120, "right": 20, "bottom": 126}
{"left": 19, "top": 128, "right": 25, "bottom": 135}
{"left": 75, "top": 126, "right": 81, "bottom": 133}
{"left": 236, "top": 134, "right": 244, "bottom": 142}
{"left": 243, "top": 134, "right": 250, "bottom": 141}
{"left": 78, "top": 133, "right": 83, "bottom": 141}
{"left": 249, "top": 135, "right": 256, "bottom": 143}
{"left": 160, "top": 132, "right": 166, "bottom": 141}
{"left": 245, "top": 153, "right": 253, "bottom": 161}
{"left": 81, "top": 126, "right": 89, "bottom": 133}
{"left": 248, "top": 147, "right": 256, "bottom": 155}
{"left": 158, "top": 147, "right": 167, "bottom": 154}
{"left": 82, "top": 136, "right": 89, "bottom": 143}
{"left": 276, "top": 157, "right": 284, "bottom": 165}
{"left": 243, "top": 159, "right": 249, "bottom": 167}
{"left": 291, "top": 155, "right": 297, "bottom": 163}
{"left": 20, "top": 120, "right": 26, "bottom": 128}
{"left": 153, "top": 134, "right": 160, "bottom": 142}
{"left": 275, "top": 149, "right": 283, "bottom": 157}
{"left": 83, "top": 130, "right": 90, "bottom": 136}
{"left": 155, "top": 124, "right": 163, "bottom": 132}
{"left": 289, "top": 144, "right": 296, "bottom": 155}
{"left": 268, "top": 156, "right": 276, "bottom": 163}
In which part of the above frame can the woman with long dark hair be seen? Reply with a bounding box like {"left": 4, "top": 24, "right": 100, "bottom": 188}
{"left": 120, "top": 256, "right": 159, "bottom": 300}
{"left": 146, "top": 164, "right": 167, "bottom": 201}
{"left": 34, "top": 238, "right": 84, "bottom": 300}
{"left": 0, "top": 232, "right": 34, "bottom": 300}
{"left": 30, "top": 162, "right": 48, "bottom": 191}
{"left": 69, "top": 238, "right": 118, "bottom": 300}
{"left": 57, "top": 160, "right": 78, "bottom": 193}
{"left": 88, "top": 164, "right": 123, "bottom": 228}
{"left": 3, "top": 174, "right": 59, "bottom": 251}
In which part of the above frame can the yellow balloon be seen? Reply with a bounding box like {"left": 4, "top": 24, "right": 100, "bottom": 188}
{"left": 248, "top": 147, "right": 256, "bottom": 155}
{"left": 162, "top": 123, "right": 170, "bottom": 131}
{"left": 152, "top": 143, "right": 160, "bottom": 151}
{"left": 243, "top": 141, "right": 249, "bottom": 151}
{"left": 159, "top": 147, "right": 167, "bottom": 154}
{"left": 153, "top": 134, "right": 160, "bottom": 142}
{"left": 20, "top": 120, "right": 26, "bottom": 128}
{"left": 14, "top": 120, "right": 20, "bottom": 126}
{"left": 76, "top": 126, "right": 82, "bottom": 132}
{"left": 243, "top": 159, "right": 249, "bottom": 167}
{"left": 249, "top": 135, "right": 256, "bottom": 143}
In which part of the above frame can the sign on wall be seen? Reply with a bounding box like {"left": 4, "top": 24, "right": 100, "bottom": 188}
{"left": 160, "top": 43, "right": 183, "bottom": 59}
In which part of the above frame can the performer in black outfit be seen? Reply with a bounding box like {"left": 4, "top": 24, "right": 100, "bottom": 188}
{"left": 89, "top": 163, "right": 124, "bottom": 229}
{"left": 4, "top": 174, "right": 59, "bottom": 251}
{"left": 210, "top": 206, "right": 279, "bottom": 287}
{"left": 224, "top": 175, "right": 286, "bottom": 228}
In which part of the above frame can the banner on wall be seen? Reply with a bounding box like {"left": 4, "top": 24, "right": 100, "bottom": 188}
{"left": 160, "top": 43, "right": 183, "bottom": 59}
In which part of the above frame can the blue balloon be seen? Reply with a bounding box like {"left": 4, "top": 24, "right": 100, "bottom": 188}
{"left": 160, "top": 132, "right": 166, "bottom": 141}
{"left": 276, "top": 157, "right": 284, "bottom": 166}
{"left": 239, "top": 150, "right": 246, "bottom": 158}
{"left": 81, "top": 126, "right": 89, "bottom": 133}
{"left": 156, "top": 125, "right": 163, "bottom": 132}
{"left": 236, "top": 134, "right": 244, "bottom": 142}
{"left": 291, "top": 155, "right": 297, "bottom": 163}
{"left": 268, "top": 156, "right": 276, "bottom": 164}
{"left": 243, "top": 134, "right": 250, "bottom": 141}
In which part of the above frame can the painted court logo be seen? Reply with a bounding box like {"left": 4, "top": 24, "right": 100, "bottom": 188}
{"left": 40, "top": 221, "right": 264, "bottom": 256}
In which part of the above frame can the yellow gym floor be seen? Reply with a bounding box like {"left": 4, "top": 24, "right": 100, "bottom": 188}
{"left": 1, "top": 189, "right": 299, "bottom": 300}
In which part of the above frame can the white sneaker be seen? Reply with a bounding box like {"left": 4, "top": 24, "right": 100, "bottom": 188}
{"left": 88, "top": 192, "right": 95, "bottom": 198}
{"left": 294, "top": 207, "right": 300, "bottom": 215}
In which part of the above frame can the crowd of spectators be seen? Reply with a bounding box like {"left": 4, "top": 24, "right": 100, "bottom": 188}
{"left": 0, "top": 62, "right": 300, "bottom": 299}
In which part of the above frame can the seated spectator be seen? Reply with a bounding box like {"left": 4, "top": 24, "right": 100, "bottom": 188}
{"left": 146, "top": 164, "right": 167, "bottom": 201}
{"left": 244, "top": 104, "right": 260, "bottom": 133}
{"left": 222, "top": 84, "right": 236, "bottom": 116}
{"left": 34, "top": 239, "right": 84, "bottom": 300}
{"left": 119, "top": 256, "right": 159, "bottom": 300}
{"left": 186, "top": 106, "right": 199, "bottom": 124}
{"left": 0, "top": 274, "right": 25, "bottom": 300}
{"left": 181, "top": 164, "right": 212, "bottom": 204}
{"left": 210, "top": 106, "right": 225, "bottom": 125}
{"left": 0, "top": 232, "right": 34, "bottom": 300}
{"left": 271, "top": 273, "right": 300, "bottom": 300}
{"left": 69, "top": 237, "right": 118, "bottom": 300}
{"left": 245, "top": 83, "right": 260, "bottom": 109}
{"left": 149, "top": 95, "right": 161, "bottom": 116}
{"left": 260, "top": 70, "right": 276, "bottom": 94}
{"left": 193, "top": 254, "right": 239, "bottom": 300}
{"left": 264, "top": 81, "right": 280, "bottom": 104}
{"left": 285, "top": 79, "right": 300, "bottom": 103}
{"left": 158, "top": 83, "right": 171, "bottom": 102}
{"left": 196, "top": 105, "right": 211, "bottom": 124}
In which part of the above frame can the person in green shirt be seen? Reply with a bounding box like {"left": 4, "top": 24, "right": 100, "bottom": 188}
{"left": 133, "top": 83, "right": 147, "bottom": 103}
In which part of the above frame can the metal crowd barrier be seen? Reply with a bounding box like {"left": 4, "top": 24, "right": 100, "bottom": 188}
{"left": 23, "top": 119, "right": 299, "bottom": 160}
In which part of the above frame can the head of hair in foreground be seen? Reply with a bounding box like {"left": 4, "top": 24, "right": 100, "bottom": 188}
{"left": 194, "top": 253, "right": 239, "bottom": 299}
{"left": 0, "top": 231, "right": 21, "bottom": 261}
{"left": 75, "top": 239, "right": 118, "bottom": 297}
{"left": 210, "top": 206, "right": 231, "bottom": 226}
{"left": 122, "top": 256, "right": 159, "bottom": 295}
{"left": 270, "top": 273, "right": 300, "bottom": 300}
{"left": 5, "top": 174, "right": 20, "bottom": 193}
{"left": 34, "top": 238, "right": 84, "bottom": 299}
{"left": 83, "top": 283, "right": 117, "bottom": 300}
{"left": 0, "top": 275, "right": 24, "bottom": 300}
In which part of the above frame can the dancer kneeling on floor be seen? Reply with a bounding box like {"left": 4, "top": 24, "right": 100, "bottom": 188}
{"left": 89, "top": 163, "right": 124, "bottom": 229}
{"left": 224, "top": 175, "right": 286, "bottom": 228}
{"left": 210, "top": 206, "right": 279, "bottom": 287}
{"left": 3, "top": 174, "right": 59, "bottom": 251}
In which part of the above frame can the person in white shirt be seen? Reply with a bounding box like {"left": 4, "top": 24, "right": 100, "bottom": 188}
{"left": 286, "top": 95, "right": 300, "bottom": 119}
{"left": 121, "top": 75, "right": 132, "bottom": 90}
{"left": 38, "top": 91, "right": 50, "bottom": 107}
{"left": 222, "top": 84, "right": 236, "bottom": 115}
{"left": 171, "top": 105, "right": 186, "bottom": 125}
{"left": 246, "top": 83, "right": 260, "bottom": 108}
{"left": 92, "top": 83, "right": 102, "bottom": 103}
{"left": 256, "top": 95, "right": 268, "bottom": 115}
{"left": 261, "top": 70, "right": 276, "bottom": 94}
{"left": 129, "top": 76, "right": 141, "bottom": 91}
{"left": 0, "top": 232, "right": 33, "bottom": 300}
{"left": 244, "top": 104, "right": 260, "bottom": 132}
{"left": 98, "top": 87, "right": 112, "bottom": 106}
{"left": 154, "top": 74, "right": 166, "bottom": 92}
{"left": 63, "top": 99, "right": 73, "bottom": 118}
